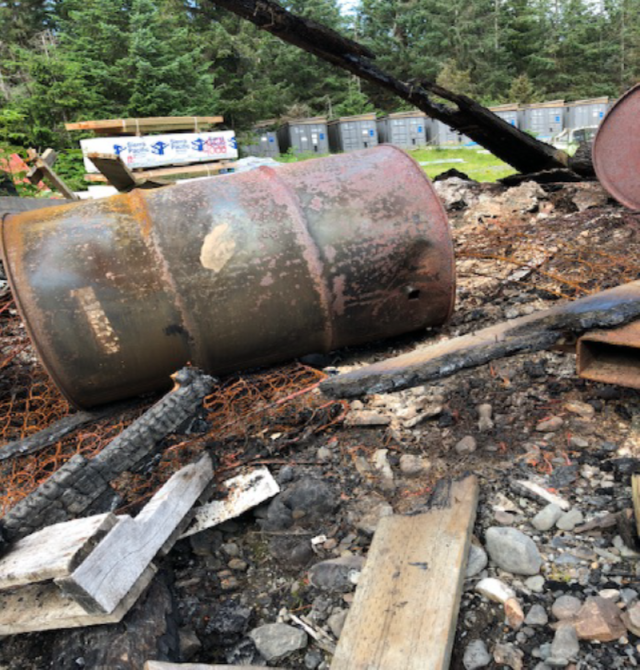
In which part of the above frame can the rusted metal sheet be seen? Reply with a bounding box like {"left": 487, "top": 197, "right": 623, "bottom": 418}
{"left": 577, "top": 320, "right": 640, "bottom": 389}
{"left": 1, "top": 146, "right": 455, "bottom": 408}
{"left": 321, "top": 280, "right": 640, "bottom": 398}
{"left": 593, "top": 83, "right": 640, "bottom": 210}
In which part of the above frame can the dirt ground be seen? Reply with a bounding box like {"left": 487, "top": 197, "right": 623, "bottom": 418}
{"left": 0, "top": 176, "right": 639, "bottom": 669}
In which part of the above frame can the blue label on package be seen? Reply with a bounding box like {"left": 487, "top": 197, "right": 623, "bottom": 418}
{"left": 319, "top": 133, "right": 325, "bottom": 140}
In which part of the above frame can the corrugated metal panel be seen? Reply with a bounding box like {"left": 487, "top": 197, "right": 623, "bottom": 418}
{"left": 430, "top": 120, "right": 463, "bottom": 145}
{"left": 277, "top": 121, "right": 329, "bottom": 154}
{"left": 244, "top": 130, "right": 280, "bottom": 158}
{"left": 521, "top": 103, "right": 565, "bottom": 138}
{"left": 565, "top": 101, "right": 609, "bottom": 129}
{"left": 378, "top": 115, "right": 428, "bottom": 149}
{"left": 328, "top": 116, "right": 379, "bottom": 153}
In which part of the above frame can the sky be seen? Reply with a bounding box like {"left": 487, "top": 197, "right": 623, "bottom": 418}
{"left": 338, "top": 0, "right": 359, "bottom": 14}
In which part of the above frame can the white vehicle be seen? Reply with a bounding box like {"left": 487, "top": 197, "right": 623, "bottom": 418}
{"left": 551, "top": 126, "right": 598, "bottom": 154}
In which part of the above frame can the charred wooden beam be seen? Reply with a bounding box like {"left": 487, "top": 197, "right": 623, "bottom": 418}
{"left": 0, "top": 368, "right": 215, "bottom": 544}
{"left": 207, "top": 0, "right": 571, "bottom": 175}
{"left": 321, "top": 280, "right": 640, "bottom": 398}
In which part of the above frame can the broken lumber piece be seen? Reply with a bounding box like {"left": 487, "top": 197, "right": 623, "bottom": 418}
{"left": 321, "top": 280, "right": 640, "bottom": 398}
{"left": 180, "top": 466, "right": 280, "bottom": 538}
{"left": 26, "top": 148, "right": 78, "bottom": 200}
{"left": 66, "top": 116, "right": 224, "bottom": 134}
{"left": 57, "top": 454, "right": 213, "bottom": 614}
{"left": 331, "top": 475, "right": 479, "bottom": 670}
{"left": 86, "top": 153, "right": 170, "bottom": 191}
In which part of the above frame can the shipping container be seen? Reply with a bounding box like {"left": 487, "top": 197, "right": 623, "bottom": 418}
{"left": 377, "top": 111, "right": 428, "bottom": 149}
{"left": 565, "top": 97, "right": 610, "bottom": 130}
{"left": 277, "top": 117, "right": 329, "bottom": 155}
{"left": 520, "top": 101, "right": 565, "bottom": 138}
{"left": 327, "top": 114, "right": 379, "bottom": 153}
{"left": 429, "top": 120, "right": 464, "bottom": 146}
{"left": 489, "top": 103, "right": 520, "bottom": 128}
{"left": 243, "top": 120, "right": 280, "bottom": 158}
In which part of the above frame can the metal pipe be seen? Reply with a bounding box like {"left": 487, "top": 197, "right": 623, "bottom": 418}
{"left": 577, "top": 321, "right": 640, "bottom": 390}
{"left": 1, "top": 147, "right": 455, "bottom": 408}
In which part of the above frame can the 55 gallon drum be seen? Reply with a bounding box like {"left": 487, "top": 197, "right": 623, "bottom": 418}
{"left": 1, "top": 146, "right": 455, "bottom": 408}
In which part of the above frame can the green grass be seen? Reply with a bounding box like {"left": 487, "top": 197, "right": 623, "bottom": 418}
{"left": 408, "top": 146, "right": 516, "bottom": 182}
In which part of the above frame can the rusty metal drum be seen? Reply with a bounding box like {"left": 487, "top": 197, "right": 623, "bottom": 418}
{"left": 593, "top": 84, "right": 640, "bottom": 209}
{"left": 1, "top": 146, "right": 455, "bottom": 408}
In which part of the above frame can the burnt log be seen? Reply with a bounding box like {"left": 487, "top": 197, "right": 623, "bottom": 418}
{"left": 207, "top": 0, "right": 574, "bottom": 176}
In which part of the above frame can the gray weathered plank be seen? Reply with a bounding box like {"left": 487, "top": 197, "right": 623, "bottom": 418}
{"left": 0, "top": 565, "right": 156, "bottom": 635}
{"left": 57, "top": 455, "right": 213, "bottom": 614}
{"left": 0, "top": 513, "right": 119, "bottom": 590}
{"left": 330, "top": 476, "right": 479, "bottom": 670}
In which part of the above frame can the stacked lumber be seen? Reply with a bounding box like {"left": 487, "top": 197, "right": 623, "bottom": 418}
{"left": 66, "top": 116, "right": 224, "bottom": 135}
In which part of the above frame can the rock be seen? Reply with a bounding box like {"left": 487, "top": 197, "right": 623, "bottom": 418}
{"left": 262, "top": 478, "right": 337, "bottom": 531}
{"left": 571, "top": 183, "right": 609, "bottom": 212}
{"left": 463, "top": 639, "right": 491, "bottom": 669}
{"left": 372, "top": 449, "right": 395, "bottom": 492}
{"left": 494, "top": 510, "right": 517, "bottom": 525}
{"left": 434, "top": 177, "right": 479, "bottom": 210}
{"left": 204, "top": 600, "right": 253, "bottom": 646}
{"left": 316, "top": 446, "right": 331, "bottom": 462}
{"left": 526, "top": 604, "right": 549, "bottom": 626}
{"left": 598, "top": 588, "right": 620, "bottom": 602}
{"left": 327, "top": 608, "right": 348, "bottom": 638}
{"left": 532, "top": 504, "right": 563, "bottom": 532}
{"left": 466, "top": 543, "right": 488, "bottom": 578}
{"left": 505, "top": 597, "right": 525, "bottom": 629}
{"left": 503, "top": 181, "right": 546, "bottom": 214}
{"left": 308, "top": 556, "right": 365, "bottom": 593}
{"left": 526, "top": 575, "right": 545, "bottom": 593}
{"left": 550, "top": 625, "right": 579, "bottom": 663}
{"left": 622, "top": 601, "right": 640, "bottom": 636}
{"left": 399, "top": 454, "right": 428, "bottom": 477}
{"left": 345, "top": 410, "right": 390, "bottom": 426}
{"left": 621, "top": 588, "right": 639, "bottom": 607}
{"left": 570, "top": 596, "right": 626, "bottom": 642}
{"left": 304, "top": 649, "right": 324, "bottom": 669}
{"left": 536, "top": 416, "right": 564, "bottom": 432}
{"left": 228, "top": 558, "right": 248, "bottom": 571}
{"left": 493, "top": 642, "right": 524, "bottom": 670}
{"left": 249, "top": 623, "right": 308, "bottom": 662}
{"left": 178, "top": 627, "right": 201, "bottom": 661}
{"left": 485, "top": 527, "right": 542, "bottom": 575}
{"left": 478, "top": 404, "right": 494, "bottom": 432}
{"left": 564, "top": 400, "right": 595, "bottom": 419}
{"left": 552, "top": 595, "right": 582, "bottom": 620}
{"left": 569, "top": 436, "right": 589, "bottom": 449}
{"left": 556, "top": 509, "right": 584, "bottom": 532}
{"left": 475, "top": 577, "right": 515, "bottom": 604}
{"left": 354, "top": 499, "right": 393, "bottom": 535}
{"left": 455, "top": 435, "right": 477, "bottom": 455}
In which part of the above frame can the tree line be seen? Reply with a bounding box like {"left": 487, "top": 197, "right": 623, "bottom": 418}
{"left": 1, "top": 0, "right": 639, "bottom": 152}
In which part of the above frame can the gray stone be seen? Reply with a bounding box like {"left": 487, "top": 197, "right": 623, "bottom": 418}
{"left": 485, "top": 526, "right": 542, "bottom": 575}
{"left": 536, "top": 416, "right": 564, "bottom": 432}
{"left": 549, "top": 625, "right": 579, "bottom": 664}
{"left": 304, "top": 649, "right": 324, "bottom": 669}
{"left": 249, "top": 623, "right": 308, "bottom": 662}
{"left": 525, "top": 604, "right": 549, "bottom": 626}
{"left": 569, "top": 435, "right": 589, "bottom": 449}
{"left": 556, "top": 509, "right": 584, "bottom": 532}
{"left": 399, "top": 454, "right": 427, "bottom": 477}
{"left": 552, "top": 595, "right": 582, "bottom": 620}
{"left": 478, "top": 404, "right": 494, "bottom": 432}
{"left": 316, "top": 446, "right": 332, "bottom": 462}
{"left": 466, "top": 543, "right": 488, "bottom": 578}
{"left": 525, "top": 575, "right": 545, "bottom": 592}
{"left": 327, "top": 608, "right": 348, "bottom": 638}
{"left": 532, "top": 504, "right": 563, "bottom": 532}
{"left": 455, "top": 435, "right": 477, "bottom": 455}
{"left": 463, "top": 639, "right": 491, "bottom": 669}
{"left": 178, "top": 627, "right": 201, "bottom": 661}
{"left": 355, "top": 499, "right": 394, "bottom": 536}
{"left": 308, "top": 556, "right": 365, "bottom": 592}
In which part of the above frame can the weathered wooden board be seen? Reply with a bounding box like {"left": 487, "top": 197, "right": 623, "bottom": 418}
{"left": 181, "top": 467, "right": 280, "bottom": 538}
{"left": 0, "top": 565, "right": 156, "bottom": 635}
{"left": 632, "top": 475, "right": 640, "bottom": 537}
{"left": 86, "top": 153, "right": 139, "bottom": 192}
{"left": 0, "top": 513, "right": 119, "bottom": 590}
{"left": 84, "top": 161, "right": 237, "bottom": 183}
{"left": 330, "top": 476, "right": 479, "bottom": 670}
{"left": 58, "top": 455, "right": 213, "bottom": 614}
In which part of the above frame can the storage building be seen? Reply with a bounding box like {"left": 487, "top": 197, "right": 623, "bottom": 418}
{"left": 277, "top": 117, "right": 329, "bottom": 155}
{"left": 520, "top": 101, "right": 565, "bottom": 138}
{"left": 565, "top": 98, "right": 610, "bottom": 129}
{"left": 377, "top": 111, "right": 428, "bottom": 149}
{"left": 244, "top": 120, "right": 280, "bottom": 158}
{"left": 429, "top": 120, "right": 464, "bottom": 146}
{"left": 328, "top": 113, "right": 379, "bottom": 153}
{"left": 489, "top": 104, "right": 520, "bottom": 128}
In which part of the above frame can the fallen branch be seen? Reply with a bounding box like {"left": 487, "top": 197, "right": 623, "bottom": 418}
{"left": 207, "top": 0, "right": 572, "bottom": 175}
